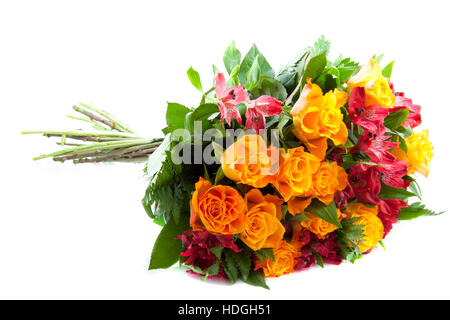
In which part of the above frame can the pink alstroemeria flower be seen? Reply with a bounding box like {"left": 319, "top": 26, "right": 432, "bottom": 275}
{"left": 245, "top": 95, "right": 282, "bottom": 134}
{"left": 215, "top": 73, "right": 249, "bottom": 125}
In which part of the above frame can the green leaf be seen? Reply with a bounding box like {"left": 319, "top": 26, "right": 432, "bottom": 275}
{"left": 145, "top": 134, "right": 171, "bottom": 183}
{"left": 166, "top": 103, "right": 191, "bottom": 132}
{"left": 241, "top": 269, "right": 269, "bottom": 290}
{"left": 254, "top": 248, "right": 275, "bottom": 263}
{"left": 148, "top": 213, "right": 189, "bottom": 270}
{"left": 311, "top": 35, "right": 331, "bottom": 57}
{"left": 204, "top": 261, "right": 220, "bottom": 276}
{"left": 336, "top": 218, "right": 364, "bottom": 263}
{"left": 222, "top": 249, "right": 239, "bottom": 283}
{"left": 227, "top": 65, "right": 240, "bottom": 87}
{"left": 245, "top": 55, "right": 261, "bottom": 90}
{"left": 209, "top": 246, "right": 224, "bottom": 259}
{"left": 231, "top": 249, "right": 251, "bottom": 281}
{"left": 187, "top": 66, "right": 203, "bottom": 92}
{"left": 305, "top": 199, "right": 342, "bottom": 228}
{"left": 408, "top": 178, "right": 422, "bottom": 200}
{"left": 374, "top": 54, "right": 384, "bottom": 63}
{"left": 311, "top": 250, "right": 324, "bottom": 268}
{"left": 384, "top": 108, "right": 409, "bottom": 129}
{"left": 382, "top": 61, "right": 394, "bottom": 79}
{"left": 286, "top": 213, "right": 310, "bottom": 222}
{"left": 252, "top": 77, "right": 287, "bottom": 101}
{"left": 186, "top": 103, "right": 219, "bottom": 133}
{"left": 398, "top": 202, "right": 444, "bottom": 220}
{"left": 239, "top": 44, "right": 274, "bottom": 85}
{"left": 223, "top": 41, "right": 242, "bottom": 75}
{"left": 275, "top": 48, "right": 310, "bottom": 94}
{"left": 379, "top": 182, "right": 415, "bottom": 200}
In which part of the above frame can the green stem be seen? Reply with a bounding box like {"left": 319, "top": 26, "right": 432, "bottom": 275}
{"left": 79, "top": 102, "right": 136, "bottom": 134}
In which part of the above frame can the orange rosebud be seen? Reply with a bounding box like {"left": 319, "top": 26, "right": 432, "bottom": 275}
{"left": 239, "top": 189, "right": 285, "bottom": 251}
{"left": 272, "top": 146, "right": 321, "bottom": 202}
{"left": 254, "top": 240, "right": 300, "bottom": 277}
{"left": 222, "top": 134, "right": 278, "bottom": 188}
{"left": 291, "top": 79, "right": 348, "bottom": 159}
{"left": 347, "top": 58, "right": 395, "bottom": 109}
{"left": 190, "top": 177, "right": 246, "bottom": 235}
{"left": 300, "top": 209, "right": 342, "bottom": 239}
{"left": 343, "top": 203, "right": 384, "bottom": 253}
{"left": 392, "top": 129, "right": 433, "bottom": 177}
{"left": 311, "top": 161, "right": 348, "bottom": 205}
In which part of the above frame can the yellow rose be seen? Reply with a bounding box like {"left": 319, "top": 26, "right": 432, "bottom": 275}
{"left": 272, "top": 146, "right": 321, "bottom": 202}
{"left": 291, "top": 78, "right": 348, "bottom": 159}
{"left": 392, "top": 129, "right": 433, "bottom": 177}
{"left": 222, "top": 134, "right": 278, "bottom": 188}
{"left": 347, "top": 58, "right": 395, "bottom": 108}
{"left": 239, "top": 189, "right": 285, "bottom": 251}
{"left": 311, "top": 161, "right": 348, "bottom": 205}
{"left": 344, "top": 203, "right": 384, "bottom": 253}
{"left": 254, "top": 241, "right": 300, "bottom": 277}
{"left": 301, "top": 209, "right": 342, "bottom": 239}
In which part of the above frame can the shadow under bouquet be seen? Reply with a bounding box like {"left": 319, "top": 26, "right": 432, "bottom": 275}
{"left": 24, "top": 36, "right": 440, "bottom": 289}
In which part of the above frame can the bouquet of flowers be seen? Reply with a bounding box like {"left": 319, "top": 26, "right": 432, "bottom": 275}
{"left": 24, "top": 37, "right": 441, "bottom": 289}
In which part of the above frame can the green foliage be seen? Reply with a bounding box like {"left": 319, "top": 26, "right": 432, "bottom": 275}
{"left": 384, "top": 108, "right": 409, "bottom": 129}
{"left": 223, "top": 41, "right": 242, "bottom": 75}
{"left": 252, "top": 77, "right": 288, "bottom": 101}
{"left": 336, "top": 217, "right": 365, "bottom": 263}
{"left": 316, "top": 55, "right": 359, "bottom": 91}
{"left": 221, "top": 247, "right": 269, "bottom": 289}
{"left": 238, "top": 44, "right": 274, "bottom": 86}
{"left": 185, "top": 103, "right": 219, "bottom": 133}
{"left": 148, "top": 213, "right": 189, "bottom": 270}
{"left": 254, "top": 248, "right": 275, "bottom": 263}
{"left": 305, "top": 199, "right": 342, "bottom": 228}
{"left": 187, "top": 66, "right": 203, "bottom": 92}
{"left": 245, "top": 55, "right": 261, "bottom": 90}
{"left": 142, "top": 135, "right": 197, "bottom": 224}
{"left": 398, "top": 202, "right": 444, "bottom": 220}
{"left": 242, "top": 269, "right": 269, "bottom": 290}
{"left": 382, "top": 61, "right": 395, "bottom": 79}
{"left": 275, "top": 48, "right": 310, "bottom": 94}
{"left": 378, "top": 182, "right": 415, "bottom": 200}
{"left": 165, "top": 103, "right": 191, "bottom": 133}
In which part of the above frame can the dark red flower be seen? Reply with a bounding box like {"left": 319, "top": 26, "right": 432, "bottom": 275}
{"left": 348, "top": 87, "right": 389, "bottom": 133}
{"left": 348, "top": 164, "right": 381, "bottom": 205}
{"left": 334, "top": 182, "right": 355, "bottom": 209}
{"left": 177, "top": 229, "right": 240, "bottom": 278}
{"left": 294, "top": 230, "right": 341, "bottom": 271}
{"left": 378, "top": 199, "right": 407, "bottom": 236}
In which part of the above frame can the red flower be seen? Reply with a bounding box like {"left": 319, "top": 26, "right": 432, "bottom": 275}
{"left": 348, "top": 87, "right": 389, "bottom": 133}
{"left": 378, "top": 199, "right": 407, "bottom": 236}
{"left": 177, "top": 229, "right": 240, "bottom": 277}
{"left": 294, "top": 230, "right": 342, "bottom": 271}
{"left": 376, "top": 156, "right": 408, "bottom": 189}
{"left": 334, "top": 182, "right": 355, "bottom": 209}
{"left": 348, "top": 164, "right": 381, "bottom": 205}
{"left": 215, "top": 73, "right": 249, "bottom": 125}
{"left": 245, "top": 95, "right": 282, "bottom": 134}
{"left": 354, "top": 127, "right": 399, "bottom": 163}
{"left": 392, "top": 92, "right": 422, "bottom": 129}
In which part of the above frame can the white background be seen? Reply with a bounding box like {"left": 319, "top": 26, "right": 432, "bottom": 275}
{"left": 1, "top": 0, "right": 449, "bottom": 299}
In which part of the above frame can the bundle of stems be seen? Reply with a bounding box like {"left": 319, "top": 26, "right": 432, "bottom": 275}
{"left": 21, "top": 103, "right": 162, "bottom": 164}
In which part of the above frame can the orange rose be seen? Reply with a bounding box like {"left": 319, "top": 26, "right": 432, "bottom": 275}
{"left": 222, "top": 134, "right": 278, "bottom": 188}
{"left": 291, "top": 78, "right": 348, "bottom": 159}
{"left": 347, "top": 58, "right": 395, "bottom": 109}
{"left": 239, "top": 189, "right": 285, "bottom": 251}
{"left": 190, "top": 177, "right": 246, "bottom": 235}
{"left": 344, "top": 203, "right": 384, "bottom": 253}
{"left": 272, "top": 146, "right": 321, "bottom": 202}
{"left": 287, "top": 160, "right": 348, "bottom": 215}
{"left": 254, "top": 241, "right": 300, "bottom": 277}
{"left": 300, "top": 209, "right": 342, "bottom": 239}
{"left": 392, "top": 129, "right": 433, "bottom": 177}
{"left": 311, "top": 161, "right": 348, "bottom": 205}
